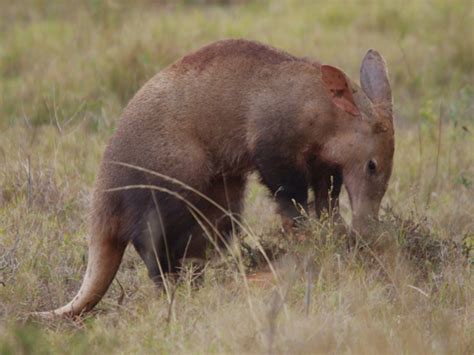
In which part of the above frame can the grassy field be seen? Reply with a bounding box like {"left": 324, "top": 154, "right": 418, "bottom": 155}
{"left": 0, "top": 0, "right": 473, "bottom": 353}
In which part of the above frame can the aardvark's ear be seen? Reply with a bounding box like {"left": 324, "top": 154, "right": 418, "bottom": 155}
{"left": 360, "top": 49, "right": 392, "bottom": 116}
{"left": 321, "top": 65, "right": 360, "bottom": 116}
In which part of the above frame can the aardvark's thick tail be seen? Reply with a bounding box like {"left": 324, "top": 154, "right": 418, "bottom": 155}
{"left": 32, "top": 232, "right": 127, "bottom": 319}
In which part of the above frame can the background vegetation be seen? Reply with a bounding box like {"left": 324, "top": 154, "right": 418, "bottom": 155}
{"left": 0, "top": 0, "right": 472, "bottom": 353}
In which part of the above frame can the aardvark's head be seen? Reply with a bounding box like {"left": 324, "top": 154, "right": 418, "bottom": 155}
{"left": 320, "top": 49, "right": 394, "bottom": 237}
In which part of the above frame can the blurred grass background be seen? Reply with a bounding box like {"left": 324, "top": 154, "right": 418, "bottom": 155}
{"left": 0, "top": 0, "right": 473, "bottom": 353}
{"left": 1, "top": 0, "right": 472, "bottom": 128}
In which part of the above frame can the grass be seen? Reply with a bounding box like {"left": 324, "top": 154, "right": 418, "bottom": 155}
{"left": 0, "top": 0, "right": 473, "bottom": 353}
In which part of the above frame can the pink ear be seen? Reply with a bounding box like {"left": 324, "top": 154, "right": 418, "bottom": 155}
{"left": 321, "top": 65, "right": 360, "bottom": 116}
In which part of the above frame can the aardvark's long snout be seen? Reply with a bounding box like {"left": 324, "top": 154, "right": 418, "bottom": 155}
{"left": 351, "top": 214, "right": 380, "bottom": 239}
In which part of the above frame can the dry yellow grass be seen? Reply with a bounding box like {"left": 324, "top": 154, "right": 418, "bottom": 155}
{"left": 0, "top": 1, "right": 473, "bottom": 354}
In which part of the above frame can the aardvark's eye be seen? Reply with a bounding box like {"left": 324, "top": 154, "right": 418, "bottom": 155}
{"left": 367, "top": 159, "right": 377, "bottom": 175}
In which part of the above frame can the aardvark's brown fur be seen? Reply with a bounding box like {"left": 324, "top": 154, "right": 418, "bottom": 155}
{"left": 34, "top": 39, "right": 394, "bottom": 318}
